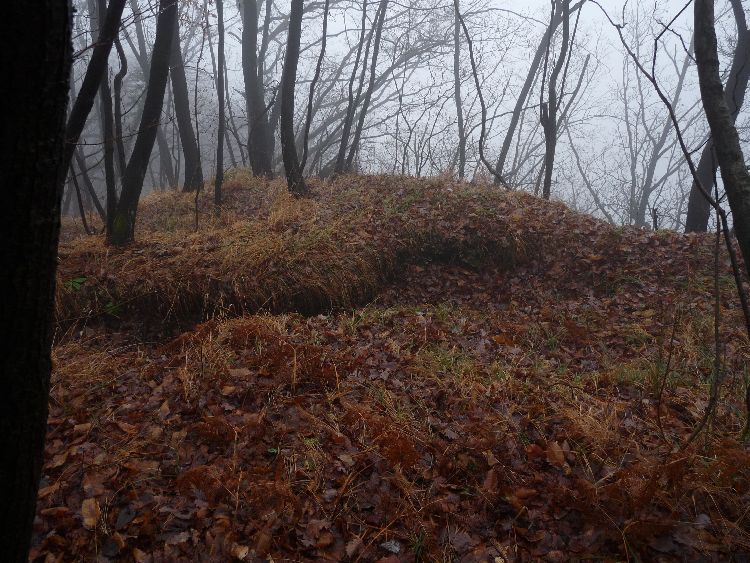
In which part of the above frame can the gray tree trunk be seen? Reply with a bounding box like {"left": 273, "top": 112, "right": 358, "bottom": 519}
{"left": 170, "top": 17, "right": 204, "bottom": 192}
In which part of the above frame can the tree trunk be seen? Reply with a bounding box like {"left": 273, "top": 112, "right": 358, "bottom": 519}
{"left": 280, "top": 0, "right": 307, "bottom": 195}
{"left": 541, "top": 0, "right": 570, "bottom": 200}
{"left": 242, "top": 0, "right": 274, "bottom": 177}
{"left": 170, "top": 17, "right": 204, "bottom": 192}
{"left": 74, "top": 148, "right": 106, "bottom": 222}
{"left": 0, "top": 3, "right": 72, "bottom": 560}
{"left": 695, "top": 0, "right": 750, "bottom": 276}
{"left": 216, "top": 0, "right": 226, "bottom": 206}
{"left": 345, "top": 0, "right": 388, "bottom": 170}
{"left": 685, "top": 0, "right": 750, "bottom": 232}
{"left": 113, "top": 37, "right": 128, "bottom": 176}
{"left": 454, "top": 6, "right": 466, "bottom": 179}
{"left": 334, "top": 0, "right": 369, "bottom": 174}
{"left": 130, "top": 0, "right": 176, "bottom": 188}
{"left": 62, "top": 0, "right": 126, "bottom": 172}
{"left": 494, "top": 0, "right": 583, "bottom": 184}
{"left": 110, "top": 0, "right": 177, "bottom": 245}
{"left": 301, "top": 0, "right": 330, "bottom": 172}
{"left": 93, "top": 0, "right": 118, "bottom": 236}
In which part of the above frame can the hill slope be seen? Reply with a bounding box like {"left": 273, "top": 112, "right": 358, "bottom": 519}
{"left": 38, "top": 175, "right": 750, "bottom": 561}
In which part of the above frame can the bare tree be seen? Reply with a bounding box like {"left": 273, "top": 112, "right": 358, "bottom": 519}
{"left": 540, "top": 0, "right": 572, "bottom": 199}
{"left": 243, "top": 0, "right": 274, "bottom": 177}
{"left": 110, "top": 0, "right": 177, "bottom": 245}
{"left": 334, "top": 0, "right": 370, "bottom": 174}
{"left": 301, "top": 0, "right": 330, "bottom": 172}
{"left": 345, "top": 0, "right": 389, "bottom": 170}
{"left": 216, "top": 0, "right": 226, "bottom": 206}
{"left": 170, "top": 15, "right": 204, "bottom": 192}
{"left": 280, "top": 0, "right": 307, "bottom": 194}
{"left": 453, "top": 3, "right": 466, "bottom": 179}
{"left": 127, "top": 0, "right": 177, "bottom": 187}
{"left": 63, "top": 0, "right": 126, "bottom": 172}
{"left": 493, "top": 0, "right": 584, "bottom": 185}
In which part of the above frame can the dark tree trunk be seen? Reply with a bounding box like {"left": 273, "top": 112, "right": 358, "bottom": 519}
{"left": 170, "top": 17, "right": 204, "bottom": 192}
{"left": 280, "top": 0, "right": 307, "bottom": 195}
{"left": 0, "top": 3, "right": 72, "bottom": 560}
{"left": 130, "top": 0, "right": 176, "bottom": 188}
{"left": 101, "top": 74, "right": 118, "bottom": 236}
{"left": 684, "top": 145, "right": 719, "bottom": 232}
{"left": 685, "top": 0, "right": 750, "bottom": 232}
{"left": 695, "top": 0, "right": 750, "bottom": 276}
{"left": 62, "top": 0, "right": 126, "bottom": 172}
{"left": 74, "top": 148, "right": 106, "bottom": 222}
{"left": 541, "top": 0, "right": 571, "bottom": 200}
{"left": 110, "top": 0, "right": 177, "bottom": 245}
{"left": 216, "top": 0, "right": 226, "bottom": 206}
{"left": 62, "top": 182, "right": 74, "bottom": 216}
{"left": 113, "top": 37, "right": 128, "bottom": 176}
{"left": 93, "top": 0, "right": 119, "bottom": 236}
{"left": 242, "top": 0, "right": 273, "bottom": 177}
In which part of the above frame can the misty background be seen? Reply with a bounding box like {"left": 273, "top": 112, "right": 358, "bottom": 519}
{"left": 68, "top": 0, "right": 738, "bottom": 230}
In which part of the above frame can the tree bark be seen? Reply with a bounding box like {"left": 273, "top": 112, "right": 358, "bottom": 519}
{"left": 695, "top": 0, "right": 750, "bottom": 276}
{"left": 454, "top": 6, "right": 466, "bottom": 179}
{"left": 541, "top": 0, "right": 570, "bottom": 200}
{"left": 216, "top": 0, "right": 226, "bottom": 206}
{"left": 242, "top": 0, "right": 274, "bottom": 177}
{"left": 0, "top": 3, "right": 72, "bottom": 560}
{"left": 280, "top": 0, "right": 307, "bottom": 195}
{"left": 170, "top": 17, "right": 204, "bottom": 192}
{"left": 110, "top": 0, "right": 177, "bottom": 245}
{"left": 92, "top": 0, "right": 119, "bottom": 236}
{"left": 63, "top": 0, "right": 126, "bottom": 172}
{"left": 685, "top": 0, "right": 750, "bottom": 232}
{"left": 129, "top": 0, "right": 176, "bottom": 188}
{"left": 113, "top": 37, "right": 128, "bottom": 176}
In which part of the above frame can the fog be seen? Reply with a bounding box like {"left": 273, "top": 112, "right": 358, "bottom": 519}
{"left": 68, "top": 0, "right": 742, "bottom": 230}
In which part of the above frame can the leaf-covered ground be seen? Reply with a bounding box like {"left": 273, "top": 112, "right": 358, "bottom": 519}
{"left": 36, "top": 175, "right": 750, "bottom": 561}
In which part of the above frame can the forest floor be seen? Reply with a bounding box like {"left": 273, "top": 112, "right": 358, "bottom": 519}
{"left": 35, "top": 173, "right": 750, "bottom": 561}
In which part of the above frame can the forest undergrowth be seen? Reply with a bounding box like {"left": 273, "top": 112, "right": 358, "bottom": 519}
{"left": 36, "top": 173, "right": 750, "bottom": 561}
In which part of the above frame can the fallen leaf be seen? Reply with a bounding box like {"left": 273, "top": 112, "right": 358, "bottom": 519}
{"left": 231, "top": 544, "right": 249, "bottom": 559}
{"left": 158, "top": 400, "right": 171, "bottom": 419}
{"left": 346, "top": 538, "right": 364, "bottom": 557}
{"left": 81, "top": 498, "right": 100, "bottom": 530}
{"left": 38, "top": 482, "right": 60, "bottom": 498}
{"left": 546, "top": 441, "right": 565, "bottom": 468}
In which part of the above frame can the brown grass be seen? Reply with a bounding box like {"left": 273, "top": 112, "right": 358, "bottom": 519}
{"left": 55, "top": 174, "right": 551, "bottom": 332}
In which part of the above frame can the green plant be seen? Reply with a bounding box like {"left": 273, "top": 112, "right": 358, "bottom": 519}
{"left": 104, "top": 301, "right": 123, "bottom": 317}
{"left": 63, "top": 276, "right": 87, "bottom": 291}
